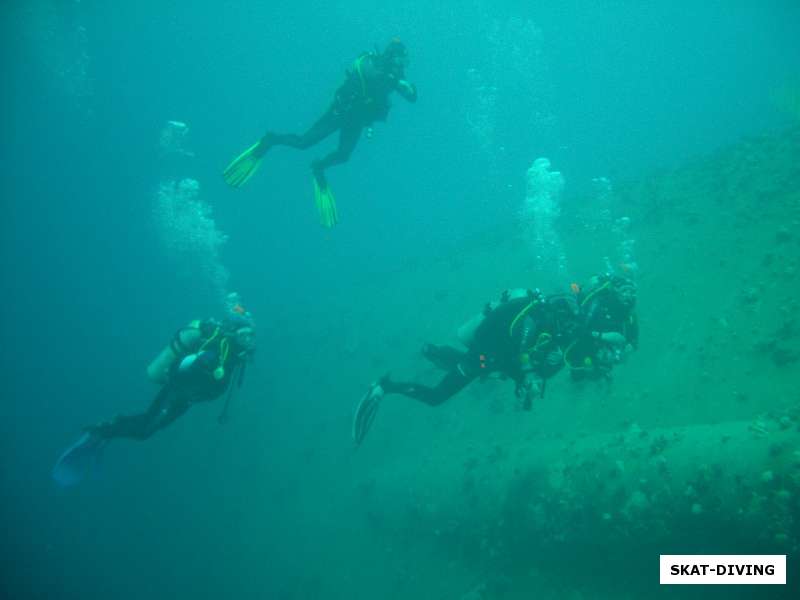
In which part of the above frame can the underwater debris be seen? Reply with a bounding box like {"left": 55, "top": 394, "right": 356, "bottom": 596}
{"left": 749, "top": 419, "right": 769, "bottom": 437}
{"left": 741, "top": 287, "right": 760, "bottom": 306}
{"left": 753, "top": 336, "right": 799, "bottom": 368}
{"left": 364, "top": 418, "right": 800, "bottom": 562}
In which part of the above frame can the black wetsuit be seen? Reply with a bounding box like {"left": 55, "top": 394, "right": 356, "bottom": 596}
{"left": 91, "top": 338, "right": 245, "bottom": 441}
{"left": 382, "top": 293, "right": 580, "bottom": 407}
{"left": 260, "top": 52, "right": 417, "bottom": 182}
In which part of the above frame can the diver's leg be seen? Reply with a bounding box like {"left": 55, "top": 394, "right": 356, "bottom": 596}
{"left": 89, "top": 386, "right": 191, "bottom": 441}
{"left": 263, "top": 109, "right": 340, "bottom": 150}
{"left": 382, "top": 369, "right": 475, "bottom": 407}
{"left": 422, "top": 343, "right": 468, "bottom": 371}
{"left": 311, "top": 122, "right": 362, "bottom": 175}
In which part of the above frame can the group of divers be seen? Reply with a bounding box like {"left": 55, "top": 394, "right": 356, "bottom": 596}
{"left": 53, "top": 39, "right": 639, "bottom": 485}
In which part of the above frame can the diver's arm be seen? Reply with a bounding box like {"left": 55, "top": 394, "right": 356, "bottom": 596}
{"left": 383, "top": 59, "right": 417, "bottom": 102}
{"left": 364, "top": 53, "right": 416, "bottom": 102}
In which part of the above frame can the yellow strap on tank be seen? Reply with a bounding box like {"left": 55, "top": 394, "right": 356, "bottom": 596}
{"left": 508, "top": 300, "right": 538, "bottom": 338}
{"left": 354, "top": 55, "right": 373, "bottom": 103}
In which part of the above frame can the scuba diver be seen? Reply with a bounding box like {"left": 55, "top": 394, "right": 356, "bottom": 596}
{"left": 52, "top": 298, "right": 256, "bottom": 486}
{"left": 352, "top": 288, "right": 582, "bottom": 445}
{"left": 223, "top": 38, "right": 418, "bottom": 228}
{"left": 564, "top": 273, "right": 638, "bottom": 381}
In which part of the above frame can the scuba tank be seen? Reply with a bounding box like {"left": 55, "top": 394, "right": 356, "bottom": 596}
{"left": 146, "top": 319, "right": 219, "bottom": 383}
{"left": 146, "top": 321, "right": 203, "bottom": 383}
{"left": 147, "top": 344, "right": 179, "bottom": 383}
{"left": 457, "top": 288, "right": 531, "bottom": 346}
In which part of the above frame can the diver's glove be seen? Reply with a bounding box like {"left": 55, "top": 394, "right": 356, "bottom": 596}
{"left": 591, "top": 331, "right": 626, "bottom": 347}
{"left": 591, "top": 331, "right": 630, "bottom": 365}
{"left": 544, "top": 348, "right": 564, "bottom": 367}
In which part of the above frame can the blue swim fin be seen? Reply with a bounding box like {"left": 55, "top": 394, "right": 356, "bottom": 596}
{"left": 52, "top": 433, "right": 107, "bottom": 487}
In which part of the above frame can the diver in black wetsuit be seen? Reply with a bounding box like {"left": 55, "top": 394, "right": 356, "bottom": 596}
{"left": 223, "top": 38, "right": 417, "bottom": 227}
{"left": 52, "top": 304, "right": 257, "bottom": 486}
{"left": 389, "top": 290, "right": 580, "bottom": 407}
{"left": 352, "top": 276, "right": 641, "bottom": 445}
{"left": 352, "top": 289, "right": 582, "bottom": 444}
{"left": 86, "top": 312, "right": 256, "bottom": 441}
{"left": 262, "top": 38, "right": 417, "bottom": 183}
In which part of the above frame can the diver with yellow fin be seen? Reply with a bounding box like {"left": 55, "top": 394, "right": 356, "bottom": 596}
{"left": 223, "top": 38, "right": 417, "bottom": 227}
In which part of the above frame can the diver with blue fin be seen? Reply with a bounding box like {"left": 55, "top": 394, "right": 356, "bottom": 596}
{"left": 53, "top": 296, "right": 256, "bottom": 486}
{"left": 223, "top": 38, "right": 417, "bottom": 228}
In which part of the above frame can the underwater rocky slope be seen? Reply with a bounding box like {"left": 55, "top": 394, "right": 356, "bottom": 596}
{"left": 334, "top": 127, "right": 800, "bottom": 599}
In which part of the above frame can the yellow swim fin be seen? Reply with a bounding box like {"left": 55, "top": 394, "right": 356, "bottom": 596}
{"left": 223, "top": 141, "right": 264, "bottom": 188}
{"left": 313, "top": 176, "right": 338, "bottom": 228}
